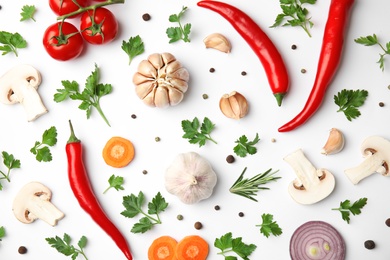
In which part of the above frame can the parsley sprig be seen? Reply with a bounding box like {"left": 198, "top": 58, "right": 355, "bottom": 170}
{"left": 271, "top": 0, "right": 316, "bottom": 37}
{"left": 20, "top": 5, "right": 36, "bottom": 22}
{"left": 0, "top": 151, "right": 21, "bottom": 190}
{"left": 334, "top": 89, "right": 368, "bottom": 121}
{"left": 121, "top": 35, "right": 145, "bottom": 65}
{"left": 103, "top": 174, "right": 124, "bottom": 194}
{"left": 256, "top": 213, "right": 283, "bottom": 238}
{"left": 121, "top": 191, "right": 168, "bottom": 233}
{"left": 181, "top": 117, "right": 217, "bottom": 147}
{"left": 46, "top": 233, "right": 88, "bottom": 260}
{"left": 230, "top": 167, "right": 280, "bottom": 202}
{"left": 166, "top": 6, "right": 191, "bottom": 43}
{"left": 234, "top": 133, "right": 260, "bottom": 157}
{"left": 214, "top": 232, "right": 257, "bottom": 259}
{"left": 355, "top": 34, "right": 390, "bottom": 71}
{"left": 0, "top": 226, "right": 5, "bottom": 242}
{"left": 0, "top": 31, "right": 27, "bottom": 56}
{"left": 30, "top": 126, "right": 57, "bottom": 162}
{"left": 54, "top": 63, "right": 112, "bottom": 126}
{"left": 332, "top": 197, "right": 367, "bottom": 224}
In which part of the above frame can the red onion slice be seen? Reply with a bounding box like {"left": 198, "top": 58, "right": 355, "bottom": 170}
{"left": 290, "top": 221, "right": 345, "bottom": 260}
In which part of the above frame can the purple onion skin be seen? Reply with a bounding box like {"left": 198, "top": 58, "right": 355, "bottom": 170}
{"left": 290, "top": 221, "right": 346, "bottom": 260}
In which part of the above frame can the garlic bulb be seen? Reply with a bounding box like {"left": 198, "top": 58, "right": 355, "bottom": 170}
{"left": 133, "top": 52, "right": 189, "bottom": 108}
{"left": 165, "top": 152, "right": 217, "bottom": 204}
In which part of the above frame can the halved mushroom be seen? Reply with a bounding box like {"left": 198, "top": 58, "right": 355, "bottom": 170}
{"left": 0, "top": 64, "right": 48, "bottom": 121}
{"left": 344, "top": 136, "right": 390, "bottom": 184}
{"left": 13, "top": 182, "right": 64, "bottom": 226}
{"left": 284, "top": 149, "right": 335, "bottom": 205}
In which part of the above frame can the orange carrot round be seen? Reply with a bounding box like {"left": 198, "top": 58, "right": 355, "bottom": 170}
{"left": 148, "top": 236, "right": 178, "bottom": 260}
{"left": 175, "top": 235, "right": 209, "bottom": 260}
{"left": 102, "top": 136, "right": 135, "bottom": 168}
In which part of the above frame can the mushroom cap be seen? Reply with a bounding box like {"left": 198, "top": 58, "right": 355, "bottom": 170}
{"left": 0, "top": 64, "right": 42, "bottom": 105}
{"left": 12, "top": 182, "right": 52, "bottom": 224}
{"left": 360, "top": 135, "right": 390, "bottom": 176}
{"left": 288, "top": 169, "right": 335, "bottom": 205}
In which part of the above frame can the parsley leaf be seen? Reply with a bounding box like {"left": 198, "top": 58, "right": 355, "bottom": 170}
{"left": 30, "top": 126, "right": 57, "bottom": 162}
{"left": 332, "top": 197, "right": 367, "bottom": 224}
{"left": 166, "top": 6, "right": 191, "bottom": 43}
{"left": 121, "top": 35, "right": 145, "bottom": 65}
{"left": 46, "top": 233, "right": 88, "bottom": 260}
{"left": 121, "top": 191, "right": 168, "bottom": 233}
{"left": 256, "top": 213, "right": 283, "bottom": 238}
{"left": 20, "top": 5, "right": 36, "bottom": 22}
{"left": 0, "top": 226, "right": 5, "bottom": 241}
{"left": 334, "top": 89, "right": 368, "bottom": 121}
{"left": 0, "top": 31, "right": 27, "bottom": 56}
{"left": 53, "top": 63, "right": 112, "bottom": 126}
{"left": 233, "top": 133, "right": 260, "bottom": 157}
{"left": 0, "top": 151, "right": 21, "bottom": 191}
{"left": 355, "top": 34, "right": 390, "bottom": 71}
{"left": 271, "top": 0, "right": 316, "bottom": 37}
{"left": 214, "top": 232, "right": 257, "bottom": 259}
{"left": 103, "top": 174, "right": 124, "bottom": 194}
{"left": 181, "top": 117, "right": 217, "bottom": 147}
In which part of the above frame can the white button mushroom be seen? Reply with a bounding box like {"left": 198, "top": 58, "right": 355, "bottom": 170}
{"left": 0, "top": 64, "right": 48, "bottom": 121}
{"left": 12, "top": 182, "right": 64, "bottom": 226}
{"left": 344, "top": 135, "right": 390, "bottom": 184}
{"left": 284, "top": 149, "right": 335, "bottom": 205}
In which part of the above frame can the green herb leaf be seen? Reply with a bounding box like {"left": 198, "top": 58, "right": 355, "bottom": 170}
{"left": 0, "top": 31, "right": 27, "bottom": 56}
{"left": 355, "top": 34, "right": 390, "bottom": 71}
{"left": 121, "top": 191, "right": 168, "bottom": 233}
{"left": 0, "top": 151, "right": 21, "bottom": 191}
{"left": 334, "top": 89, "right": 368, "bottom": 121}
{"left": 46, "top": 233, "right": 88, "bottom": 260}
{"left": 20, "top": 5, "right": 36, "bottom": 22}
{"left": 214, "top": 232, "right": 257, "bottom": 259}
{"left": 121, "top": 35, "right": 145, "bottom": 65}
{"left": 166, "top": 6, "right": 191, "bottom": 43}
{"left": 332, "top": 197, "right": 367, "bottom": 224}
{"left": 0, "top": 226, "right": 5, "bottom": 241}
{"left": 103, "top": 174, "right": 124, "bottom": 194}
{"left": 181, "top": 117, "right": 217, "bottom": 147}
{"left": 256, "top": 213, "right": 283, "bottom": 238}
{"left": 271, "top": 0, "right": 316, "bottom": 37}
{"left": 233, "top": 133, "right": 260, "bottom": 157}
{"left": 30, "top": 126, "right": 57, "bottom": 162}
{"left": 53, "top": 64, "right": 112, "bottom": 126}
{"left": 230, "top": 167, "right": 280, "bottom": 202}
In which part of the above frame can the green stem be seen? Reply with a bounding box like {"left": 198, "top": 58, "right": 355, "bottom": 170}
{"left": 102, "top": 186, "right": 111, "bottom": 194}
{"left": 57, "top": 0, "right": 125, "bottom": 21}
{"left": 140, "top": 210, "right": 160, "bottom": 224}
{"left": 206, "top": 135, "right": 217, "bottom": 144}
{"left": 94, "top": 103, "right": 111, "bottom": 127}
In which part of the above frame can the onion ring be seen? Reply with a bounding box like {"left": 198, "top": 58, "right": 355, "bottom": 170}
{"left": 290, "top": 221, "right": 345, "bottom": 260}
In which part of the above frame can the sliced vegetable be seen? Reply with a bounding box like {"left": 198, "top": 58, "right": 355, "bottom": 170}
{"left": 175, "top": 235, "right": 208, "bottom": 260}
{"left": 290, "top": 221, "right": 345, "bottom": 260}
{"left": 148, "top": 236, "right": 178, "bottom": 260}
{"left": 102, "top": 136, "right": 135, "bottom": 168}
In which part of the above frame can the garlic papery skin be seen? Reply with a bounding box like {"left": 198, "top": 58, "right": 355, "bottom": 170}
{"left": 165, "top": 152, "right": 217, "bottom": 204}
{"left": 203, "top": 33, "right": 232, "bottom": 53}
{"left": 321, "top": 128, "right": 345, "bottom": 155}
{"left": 219, "top": 91, "right": 249, "bottom": 119}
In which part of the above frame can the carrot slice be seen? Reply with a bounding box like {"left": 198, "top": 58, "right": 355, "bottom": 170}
{"left": 148, "top": 236, "right": 178, "bottom": 260}
{"left": 175, "top": 235, "right": 209, "bottom": 260}
{"left": 102, "top": 136, "right": 135, "bottom": 168}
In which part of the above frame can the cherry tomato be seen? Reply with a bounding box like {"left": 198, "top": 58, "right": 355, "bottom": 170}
{"left": 49, "top": 0, "right": 90, "bottom": 17}
{"left": 80, "top": 8, "right": 118, "bottom": 45}
{"left": 43, "top": 22, "right": 84, "bottom": 61}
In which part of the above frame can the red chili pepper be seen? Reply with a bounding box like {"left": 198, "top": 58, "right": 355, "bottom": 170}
{"left": 278, "top": 0, "right": 355, "bottom": 132}
{"left": 197, "top": 0, "right": 290, "bottom": 107}
{"left": 66, "top": 120, "right": 132, "bottom": 260}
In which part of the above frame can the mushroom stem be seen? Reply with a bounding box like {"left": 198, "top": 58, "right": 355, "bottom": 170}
{"left": 26, "top": 196, "right": 64, "bottom": 226}
{"left": 344, "top": 152, "right": 387, "bottom": 184}
{"left": 15, "top": 82, "right": 48, "bottom": 121}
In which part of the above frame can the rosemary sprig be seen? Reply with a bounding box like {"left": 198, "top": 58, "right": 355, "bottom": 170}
{"left": 229, "top": 167, "right": 280, "bottom": 202}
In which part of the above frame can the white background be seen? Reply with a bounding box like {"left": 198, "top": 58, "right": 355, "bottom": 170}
{"left": 1, "top": 0, "right": 390, "bottom": 259}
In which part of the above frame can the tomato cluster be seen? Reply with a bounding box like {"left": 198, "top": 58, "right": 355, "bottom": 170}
{"left": 43, "top": 0, "right": 119, "bottom": 61}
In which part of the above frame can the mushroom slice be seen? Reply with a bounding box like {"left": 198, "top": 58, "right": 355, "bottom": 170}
{"left": 344, "top": 136, "right": 390, "bottom": 184}
{"left": 284, "top": 149, "right": 335, "bottom": 205}
{"left": 12, "top": 182, "right": 65, "bottom": 226}
{"left": 0, "top": 64, "right": 48, "bottom": 121}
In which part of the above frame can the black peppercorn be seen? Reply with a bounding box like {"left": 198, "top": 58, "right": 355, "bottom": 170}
{"left": 364, "top": 240, "right": 375, "bottom": 250}
{"left": 142, "top": 13, "right": 151, "bottom": 21}
{"left": 202, "top": 94, "right": 209, "bottom": 99}
{"left": 194, "top": 221, "right": 203, "bottom": 230}
{"left": 142, "top": 170, "right": 148, "bottom": 175}
{"left": 291, "top": 44, "right": 297, "bottom": 50}
{"left": 18, "top": 246, "right": 27, "bottom": 254}
{"left": 209, "top": 68, "right": 215, "bottom": 73}
{"left": 131, "top": 114, "right": 137, "bottom": 119}
{"left": 241, "top": 71, "right": 247, "bottom": 76}
{"left": 301, "top": 68, "right": 307, "bottom": 73}
{"left": 238, "top": 212, "right": 244, "bottom": 217}
{"left": 226, "top": 155, "right": 235, "bottom": 163}
{"left": 385, "top": 218, "right": 390, "bottom": 227}
{"left": 214, "top": 205, "right": 220, "bottom": 210}
{"left": 379, "top": 102, "right": 385, "bottom": 107}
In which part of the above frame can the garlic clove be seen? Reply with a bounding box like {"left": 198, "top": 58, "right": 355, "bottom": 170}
{"left": 203, "top": 33, "right": 232, "bottom": 53}
{"left": 321, "top": 128, "right": 345, "bottom": 155}
{"left": 219, "top": 91, "right": 249, "bottom": 119}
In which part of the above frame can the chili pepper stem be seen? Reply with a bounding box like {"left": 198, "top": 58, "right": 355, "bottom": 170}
{"left": 67, "top": 120, "right": 80, "bottom": 143}
{"left": 274, "top": 93, "right": 285, "bottom": 107}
